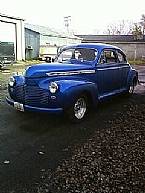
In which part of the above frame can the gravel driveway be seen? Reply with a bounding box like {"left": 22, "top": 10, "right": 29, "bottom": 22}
{"left": 0, "top": 65, "right": 145, "bottom": 193}
{"left": 38, "top": 95, "right": 145, "bottom": 193}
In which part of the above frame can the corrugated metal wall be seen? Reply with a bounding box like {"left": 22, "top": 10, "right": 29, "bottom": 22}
{"left": 112, "top": 43, "right": 145, "bottom": 60}
{"left": 25, "top": 28, "right": 40, "bottom": 59}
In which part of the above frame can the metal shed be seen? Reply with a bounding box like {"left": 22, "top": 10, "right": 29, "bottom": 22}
{"left": 25, "top": 23, "right": 81, "bottom": 60}
{"left": 25, "top": 28, "right": 40, "bottom": 60}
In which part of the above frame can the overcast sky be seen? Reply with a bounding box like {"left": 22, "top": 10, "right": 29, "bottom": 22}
{"left": 1, "top": 0, "right": 145, "bottom": 34}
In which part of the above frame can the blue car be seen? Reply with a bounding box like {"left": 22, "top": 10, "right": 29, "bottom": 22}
{"left": 6, "top": 43, "right": 138, "bottom": 122}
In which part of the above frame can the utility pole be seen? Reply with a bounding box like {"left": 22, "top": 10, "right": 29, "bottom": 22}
{"left": 64, "top": 16, "right": 71, "bottom": 33}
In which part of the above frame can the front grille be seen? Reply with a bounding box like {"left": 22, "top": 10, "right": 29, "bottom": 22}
{"left": 10, "top": 76, "right": 60, "bottom": 108}
{"left": 25, "top": 86, "right": 49, "bottom": 107}
{"left": 10, "top": 85, "right": 25, "bottom": 103}
{"left": 25, "top": 78, "right": 38, "bottom": 86}
{"left": 10, "top": 85, "right": 52, "bottom": 108}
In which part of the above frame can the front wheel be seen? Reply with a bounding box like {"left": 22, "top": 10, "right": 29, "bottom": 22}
{"left": 66, "top": 95, "right": 88, "bottom": 122}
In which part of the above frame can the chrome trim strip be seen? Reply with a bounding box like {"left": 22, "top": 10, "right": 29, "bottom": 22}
{"left": 97, "top": 66, "right": 129, "bottom": 71}
{"left": 46, "top": 70, "right": 96, "bottom": 76}
{"left": 97, "top": 67, "right": 119, "bottom": 71}
{"left": 98, "top": 88, "right": 127, "bottom": 100}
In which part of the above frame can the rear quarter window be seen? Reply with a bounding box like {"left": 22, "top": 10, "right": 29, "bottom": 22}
{"left": 99, "top": 49, "right": 118, "bottom": 64}
{"left": 117, "top": 51, "right": 127, "bottom": 63}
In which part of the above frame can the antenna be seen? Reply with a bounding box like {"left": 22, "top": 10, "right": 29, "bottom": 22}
{"left": 64, "top": 16, "right": 71, "bottom": 33}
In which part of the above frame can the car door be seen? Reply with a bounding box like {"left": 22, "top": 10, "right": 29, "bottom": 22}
{"left": 116, "top": 50, "right": 130, "bottom": 90}
{"left": 96, "top": 49, "right": 121, "bottom": 98}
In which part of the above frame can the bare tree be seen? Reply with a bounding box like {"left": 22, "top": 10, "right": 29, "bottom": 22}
{"left": 140, "top": 14, "right": 145, "bottom": 34}
{"left": 132, "top": 23, "right": 143, "bottom": 35}
{"left": 104, "top": 20, "right": 134, "bottom": 35}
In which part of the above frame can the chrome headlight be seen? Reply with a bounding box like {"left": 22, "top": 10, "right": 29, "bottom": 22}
{"left": 49, "top": 82, "right": 58, "bottom": 94}
{"left": 9, "top": 76, "right": 15, "bottom": 87}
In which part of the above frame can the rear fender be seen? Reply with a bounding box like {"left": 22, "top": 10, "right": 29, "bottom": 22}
{"left": 127, "top": 68, "right": 138, "bottom": 87}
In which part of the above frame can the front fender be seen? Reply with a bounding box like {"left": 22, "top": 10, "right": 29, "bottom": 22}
{"left": 57, "top": 79, "right": 98, "bottom": 109}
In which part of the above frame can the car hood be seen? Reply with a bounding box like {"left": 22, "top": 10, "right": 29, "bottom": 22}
{"left": 25, "top": 63, "right": 95, "bottom": 78}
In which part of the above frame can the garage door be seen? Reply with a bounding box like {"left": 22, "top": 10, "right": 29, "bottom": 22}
{"left": 0, "top": 21, "right": 16, "bottom": 62}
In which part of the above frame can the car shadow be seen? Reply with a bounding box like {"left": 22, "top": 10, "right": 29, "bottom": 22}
{"left": 18, "top": 93, "right": 136, "bottom": 136}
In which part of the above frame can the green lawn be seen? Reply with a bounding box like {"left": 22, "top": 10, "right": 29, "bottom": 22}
{"left": 0, "top": 64, "right": 30, "bottom": 90}
{"left": 129, "top": 60, "right": 145, "bottom": 65}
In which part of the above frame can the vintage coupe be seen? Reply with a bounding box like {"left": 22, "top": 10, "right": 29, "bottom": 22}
{"left": 6, "top": 43, "right": 138, "bottom": 121}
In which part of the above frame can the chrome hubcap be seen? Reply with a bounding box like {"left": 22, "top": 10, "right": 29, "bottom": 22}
{"left": 129, "top": 85, "right": 134, "bottom": 94}
{"left": 74, "top": 98, "right": 87, "bottom": 119}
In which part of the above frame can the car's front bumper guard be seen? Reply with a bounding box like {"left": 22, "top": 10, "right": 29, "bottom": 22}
{"left": 6, "top": 97, "right": 63, "bottom": 113}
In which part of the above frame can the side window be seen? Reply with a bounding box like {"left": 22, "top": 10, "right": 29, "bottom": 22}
{"left": 99, "top": 49, "right": 118, "bottom": 64}
{"left": 117, "top": 51, "right": 127, "bottom": 63}
{"left": 74, "top": 48, "right": 96, "bottom": 61}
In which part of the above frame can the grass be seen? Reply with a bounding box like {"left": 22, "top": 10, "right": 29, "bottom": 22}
{"left": 16, "top": 60, "right": 42, "bottom": 65}
{"left": 129, "top": 60, "right": 145, "bottom": 65}
{"left": 0, "top": 63, "right": 33, "bottom": 91}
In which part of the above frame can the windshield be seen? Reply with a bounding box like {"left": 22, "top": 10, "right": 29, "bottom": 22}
{"left": 55, "top": 48, "right": 97, "bottom": 64}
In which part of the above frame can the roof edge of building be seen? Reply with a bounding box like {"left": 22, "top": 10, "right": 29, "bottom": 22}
{"left": 25, "top": 23, "right": 82, "bottom": 40}
{"left": 0, "top": 13, "right": 25, "bottom": 21}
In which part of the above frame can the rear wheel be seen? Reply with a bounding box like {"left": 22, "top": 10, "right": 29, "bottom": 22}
{"left": 127, "top": 79, "right": 136, "bottom": 96}
{"left": 66, "top": 95, "right": 88, "bottom": 122}
{"left": 0, "top": 62, "right": 3, "bottom": 69}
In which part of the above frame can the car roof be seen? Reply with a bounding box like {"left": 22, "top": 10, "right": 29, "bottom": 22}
{"left": 63, "top": 43, "right": 121, "bottom": 51}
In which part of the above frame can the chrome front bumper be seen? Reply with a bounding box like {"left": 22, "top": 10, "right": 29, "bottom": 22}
{"left": 6, "top": 97, "right": 63, "bottom": 114}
